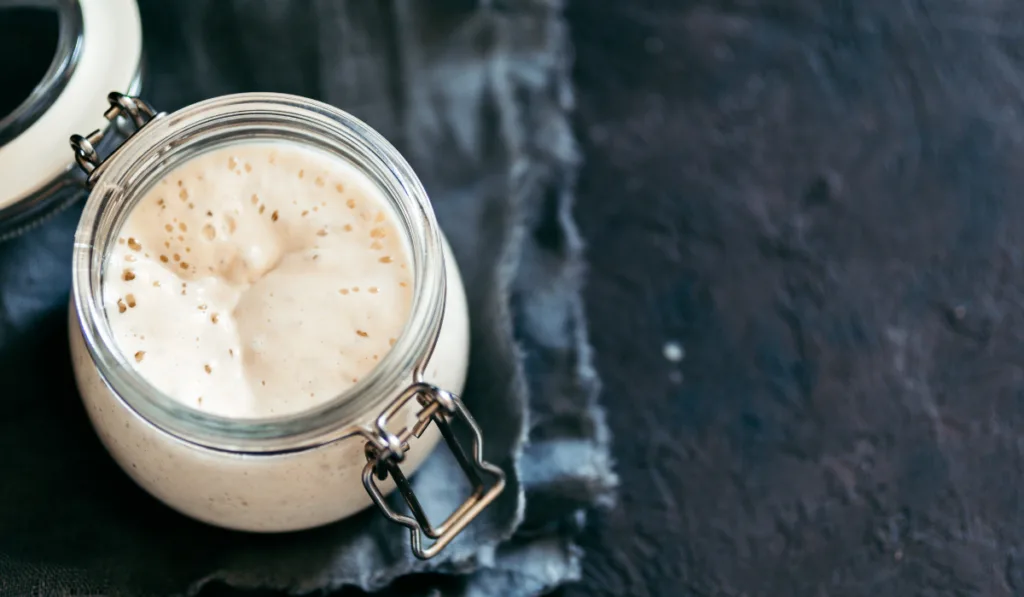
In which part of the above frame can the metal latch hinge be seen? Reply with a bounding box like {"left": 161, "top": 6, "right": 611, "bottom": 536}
{"left": 361, "top": 382, "right": 506, "bottom": 560}
{"left": 70, "top": 92, "right": 163, "bottom": 189}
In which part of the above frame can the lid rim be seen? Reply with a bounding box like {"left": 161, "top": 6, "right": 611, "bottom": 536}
{"left": 0, "top": 0, "right": 143, "bottom": 226}
{"left": 0, "top": 64, "right": 144, "bottom": 243}
{"left": 0, "top": 0, "right": 84, "bottom": 146}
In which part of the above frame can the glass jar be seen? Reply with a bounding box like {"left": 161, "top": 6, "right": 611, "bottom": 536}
{"left": 0, "top": 0, "right": 141, "bottom": 240}
{"left": 67, "top": 92, "right": 504, "bottom": 559}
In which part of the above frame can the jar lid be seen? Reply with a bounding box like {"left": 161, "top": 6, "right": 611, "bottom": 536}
{"left": 0, "top": 0, "right": 142, "bottom": 240}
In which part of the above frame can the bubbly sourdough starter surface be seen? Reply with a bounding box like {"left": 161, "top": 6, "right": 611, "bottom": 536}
{"left": 104, "top": 142, "right": 413, "bottom": 418}
{"left": 72, "top": 139, "right": 471, "bottom": 532}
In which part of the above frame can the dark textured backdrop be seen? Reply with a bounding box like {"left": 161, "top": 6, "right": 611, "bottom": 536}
{"left": 5, "top": 0, "right": 1022, "bottom": 594}
{"left": 565, "top": 1, "right": 1024, "bottom": 595}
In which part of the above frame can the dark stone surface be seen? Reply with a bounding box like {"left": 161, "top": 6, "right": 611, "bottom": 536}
{"left": 564, "top": 1, "right": 1024, "bottom": 595}
{"left": 7, "top": 0, "right": 1024, "bottom": 594}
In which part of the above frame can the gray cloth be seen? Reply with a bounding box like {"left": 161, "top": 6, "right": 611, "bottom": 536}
{"left": 0, "top": 1, "right": 615, "bottom": 595}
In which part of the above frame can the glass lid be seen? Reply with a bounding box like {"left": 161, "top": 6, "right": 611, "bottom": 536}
{"left": 0, "top": 0, "right": 142, "bottom": 240}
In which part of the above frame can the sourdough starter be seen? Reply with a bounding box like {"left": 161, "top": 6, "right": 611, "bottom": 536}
{"left": 69, "top": 141, "right": 470, "bottom": 531}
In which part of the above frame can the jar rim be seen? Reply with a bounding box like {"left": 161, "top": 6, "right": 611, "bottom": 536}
{"left": 71, "top": 92, "right": 447, "bottom": 453}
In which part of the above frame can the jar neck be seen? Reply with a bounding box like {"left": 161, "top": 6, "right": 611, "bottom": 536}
{"left": 72, "top": 93, "right": 447, "bottom": 453}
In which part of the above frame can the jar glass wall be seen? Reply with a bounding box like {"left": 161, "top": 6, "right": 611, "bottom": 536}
{"left": 67, "top": 94, "right": 491, "bottom": 550}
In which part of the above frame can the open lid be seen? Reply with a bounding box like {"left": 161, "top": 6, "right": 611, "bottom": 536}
{"left": 0, "top": 0, "right": 142, "bottom": 239}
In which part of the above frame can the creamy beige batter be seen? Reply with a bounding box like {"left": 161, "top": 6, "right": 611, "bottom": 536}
{"left": 104, "top": 142, "right": 413, "bottom": 417}
{"left": 70, "top": 140, "right": 471, "bottom": 531}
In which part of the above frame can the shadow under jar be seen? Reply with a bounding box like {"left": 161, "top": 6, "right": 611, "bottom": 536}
{"left": 67, "top": 92, "right": 504, "bottom": 559}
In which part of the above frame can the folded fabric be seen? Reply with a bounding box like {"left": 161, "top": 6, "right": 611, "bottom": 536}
{"left": 0, "top": 1, "right": 615, "bottom": 596}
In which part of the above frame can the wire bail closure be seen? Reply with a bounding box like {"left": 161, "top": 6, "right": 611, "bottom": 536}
{"left": 361, "top": 382, "right": 506, "bottom": 560}
{"left": 70, "top": 92, "right": 163, "bottom": 189}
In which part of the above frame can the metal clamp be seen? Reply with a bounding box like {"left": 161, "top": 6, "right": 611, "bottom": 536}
{"left": 69, "top": 91, "right": 162, "bottom": 188}
{"left": 361, "top": 382, "right": 506, "bottom": 560}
